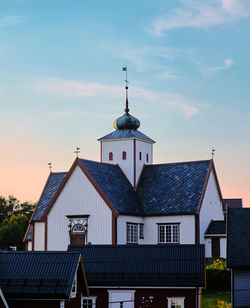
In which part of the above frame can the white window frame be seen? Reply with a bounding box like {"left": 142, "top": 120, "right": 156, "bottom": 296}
{"left": 158, "top": 223, "right": 180, "bottom": 244}
{"left": 82, "top": 296, "right": 97, "bottom": 308}
{"left": 126, "top": 223, "right": 138, "bottom": 244}
{"left": 167, "top": 297, "right": 185, "bottom": 308}
{"left": 71, "top": 273, "right": 77, "bottom": 298}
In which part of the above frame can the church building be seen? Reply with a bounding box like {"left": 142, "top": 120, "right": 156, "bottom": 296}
{"left": 24, "top": 78, "right": 226, "bottom": 259}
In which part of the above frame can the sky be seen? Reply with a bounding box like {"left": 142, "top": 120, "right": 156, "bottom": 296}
{"left": 0, "top": 0, "right": 249, "bottom": 206}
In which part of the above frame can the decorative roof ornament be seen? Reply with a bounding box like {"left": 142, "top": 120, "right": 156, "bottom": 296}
{"left": 113, "top": 67, "right": 140, "bottom": 130}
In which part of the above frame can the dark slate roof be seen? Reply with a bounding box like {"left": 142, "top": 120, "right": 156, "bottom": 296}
{"left": 136, "top": 160, "right": 210, "bottom": 215}
{"left": 32, "top": 172, "right": 67, "bottom": 221}
{"left": 68, "top": 244, "right": 205, "bottom": 287}
{"left": 205, "top": 220, "right": 226, "bottom": 235}
{"left": 227, "top": 208, "right": 250, "bottom": 268}
{"left": 222, "top": 198, "right": 243, "bottom": 211}
{"left": 80, "top": 159, "right": 142, "bottom": 215}
{"left": 0, "top": 251, "right": 82, "bottom": 299}
{"left": 98, "top": 129, "right": 155, "bottom": 143}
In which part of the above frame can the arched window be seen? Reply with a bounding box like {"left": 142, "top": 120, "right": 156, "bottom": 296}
{"left": 109, "top": 152, "right": 113, "bottom": 161}
{"left": 146, "top": 153, "right": 149, "bottom": 162}
{"left": 122, "top": 151, "right": 126, "bottom": 160}
{"left": 72, "top": 224, "right": 84, "bottom": 233}
{"left": 139, "top": 152, "right": 142, "bottom": 161}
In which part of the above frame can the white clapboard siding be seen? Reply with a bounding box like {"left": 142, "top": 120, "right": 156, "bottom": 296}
{"left": 34, "top": 222, "right": 45, "bottom": 250}
{"left": 117, "top": 214, "right": 196, "bottom": 244}
{"left": 47, "top": 165, "right": 113, "bottom": 250}
{"left": 199, "top": 170, "right": 224, "bottom": 244}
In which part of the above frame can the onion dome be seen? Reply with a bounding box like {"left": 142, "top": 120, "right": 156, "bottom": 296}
{"left": 114, "top": 112, "right": 140, "bottom": 130}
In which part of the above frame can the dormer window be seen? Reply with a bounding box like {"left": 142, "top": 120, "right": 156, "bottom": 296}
{"left": 109, "top": 152, "right": 113, "bottom": 161}
{"left": 146, "top": 153, "right": 149, "bottom": 162}
{"left": 122, "top": 151, "right": 127, "bottom": 160}
{"left": 139, "top": 152, "right": 142, "bottom": 161}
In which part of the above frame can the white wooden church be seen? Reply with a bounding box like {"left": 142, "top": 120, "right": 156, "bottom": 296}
{"left": 24, "top": 83, "right": 227, "bottom": 259}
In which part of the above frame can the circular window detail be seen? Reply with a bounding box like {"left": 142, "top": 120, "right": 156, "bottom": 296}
{"left": 72, "top": 224, "right": 85, "bottom": 233}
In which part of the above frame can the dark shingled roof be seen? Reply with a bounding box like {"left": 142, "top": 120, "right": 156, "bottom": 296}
{"left": 205, "top": 220, "right": 226, "bottom": 235}
{"left": 32, "top": 172, "right": 67, "bottom": 221}
{"left": 80, "top": 159, "right": 142, "bottom": 215}
{"left": 0, "top": 251, "right": 83, "bottom": 299}
{"left": 68, "top": 244, "right": 205, "bottom": 287}
{"left": 136, "top": 160, "right": 210, "bottom": 215}
{"left": 98, "top": 129, "right": 155, "bottom": 143}
{"left": 227, "top": 208, "right": 250, "bottom": 268}
{"left": 29, "top": 159, "right": 211, "bottom": 226}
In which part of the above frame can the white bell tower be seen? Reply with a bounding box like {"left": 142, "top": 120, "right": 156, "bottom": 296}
{"left": 98, "top": 67, "right": 155, "bottom": 187}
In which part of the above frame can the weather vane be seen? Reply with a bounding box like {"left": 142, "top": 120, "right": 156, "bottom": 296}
{"left": 48, "top": 162, "right": 52, "bottom": 172}
{"left": 211, "top": 148, "right": 215, "bottom": 159}
{"left": 122, "top": 66, "right": 129, "bottom": 113}
{"left": 74, "top": 146, "right": 80, "bottom": 157}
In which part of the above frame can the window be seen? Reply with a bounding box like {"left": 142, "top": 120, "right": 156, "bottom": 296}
{"left": 167, "top": 297, "right": 185, "bottom": 308}
{"left": 139, "top": 224, "right": 144, "bottom": 239}
{"left": 158, "top": 224, "right": 179, "bottom": 244}
{"left": 122, "top": 151, "right": 126, "bottom": 160}
{"left": 139, "top": 152, "right": 142, "bottom": 160}
{"left": 82, "top": 297, "right": 96, "bottom": 308}
{"left": 127, "top": 223, "right": 138, "bottom": 244}
{"left": 146, "top": 153, "right": 149, "bottom": 162}
{"left": 71, "top": 275, "right": 77, "bottom": 298}
{"left": 72, "top": 224, "right": 84, "bottom": 232}
{"left": 109, "top": 152, "right": 113, "bottom": 161}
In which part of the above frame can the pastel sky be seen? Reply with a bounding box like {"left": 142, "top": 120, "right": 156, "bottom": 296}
{"left": 0, "top": 0, "right": 249, "bottom": 206}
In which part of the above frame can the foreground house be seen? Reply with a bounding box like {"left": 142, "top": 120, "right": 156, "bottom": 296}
{"left": 24, "top": 93, "right": 226, "bottom": 258}
{"left": 0, "top": 251, "right": 88, "bottom": 308}
{"left": 68, "top": 244, "right": 205, "bottom": 308}
{"left": 227, "top": 208, "right": 250, "bottom": 308}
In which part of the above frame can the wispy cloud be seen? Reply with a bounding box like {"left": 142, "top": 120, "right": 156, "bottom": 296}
{"left": 194, "top": 58, "right": 234, "bottom": 74}
{"left": 207, "top": 58, "right": 234, "bottom": 71}
{"left": 0, "top": 16, "right": 23, "bottom": 27}
{"left": 33, "top": 76, "right": 201, "bottom": 118}
{"left": 149, "top": 0, "right": 250, "bottom": 35}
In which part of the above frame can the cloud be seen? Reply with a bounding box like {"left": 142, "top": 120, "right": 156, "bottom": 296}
{"left": 194, "top": 58, "right": 234, "bottom": 74}
{"left": 149, "top": 0, "right": 250, "bottom": 35}
{"left": 33, "top": 76, "right": 201, "bottom": 118}
{"left": 207, "top": 58, "right": 234, "bottom": 71}
{"left": 0, "top": 16, "right": 23, "bottom": 27}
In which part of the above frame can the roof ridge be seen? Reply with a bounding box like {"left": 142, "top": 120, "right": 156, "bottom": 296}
{"left": 149, "top": 159, "right": 211, "bottom": 166}
{"left": 79, "top": 157, "right": 118, "bottom": 167}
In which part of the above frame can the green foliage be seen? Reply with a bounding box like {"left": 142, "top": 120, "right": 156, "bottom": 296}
{"left": 217, "top": 300, "right": 231, "bottom": 308}
{"left": 0, "top": 215, "right": 29, "bottom": 250}
{"left": 202, "top": 291, "right": 231, "bottom": 308}
{"left": 0, "top": 195, "right": 35, "bottom": 223}
{"left": 206, "top": 259, "right": 231, "bottom": 290}
{"left": 206, "top": 259, "right": 227, "bottom": 271}
{"left": 0, "top": 195, "right": 36, "bottom": 250}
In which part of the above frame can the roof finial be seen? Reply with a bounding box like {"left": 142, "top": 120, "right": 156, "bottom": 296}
{"left": 122, "top": 66, "right": 129, "bottom": 113}
{"left": 211, "top": 147, "right": 215, "bottom": 159}
{"left": 74, "top": 146, "right": 80, "bottom": 157}
{"left": 48, "top": 162, "right": 52, "bottom": 173}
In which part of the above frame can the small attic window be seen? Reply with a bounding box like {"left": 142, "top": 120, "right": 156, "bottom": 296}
{"left": 109, "top": 152, "right": 113, "bottom": 161}
{"left": 139, "top": 152, "right": 142, "bottom": 161}
{"left": 146, "top": 153, "right": 149, "bottom": 162}
{"left": 122, "top": 151, "right": 126, "bottom": 160}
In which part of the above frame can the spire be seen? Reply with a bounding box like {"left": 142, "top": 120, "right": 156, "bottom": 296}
{"left": 122, "top": 66, "right": 129, "bottom": 113}
{"left": 113, "top": 67, "right": 140, "bottom": 130}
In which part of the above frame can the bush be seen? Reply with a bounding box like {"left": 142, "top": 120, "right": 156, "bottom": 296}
{"left": 206, "top": 259, "right": 231, "bottom": 290}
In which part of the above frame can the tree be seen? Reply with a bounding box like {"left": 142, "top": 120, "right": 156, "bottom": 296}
{"left": 0, "top": 195, "right": 35, "bottom": 223}
{"left": 0, "top": 215, "right": 29, "bottom": 250}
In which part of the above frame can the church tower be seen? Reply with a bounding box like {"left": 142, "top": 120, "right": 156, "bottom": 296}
{"left": 98, "top": 68, "right": 155, "bottom": 187}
